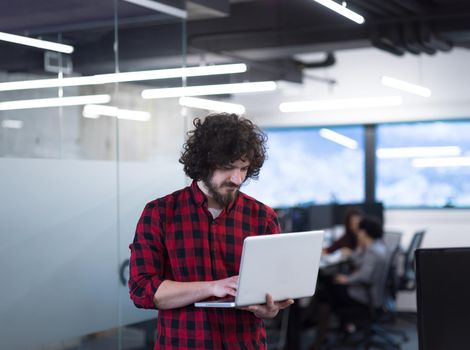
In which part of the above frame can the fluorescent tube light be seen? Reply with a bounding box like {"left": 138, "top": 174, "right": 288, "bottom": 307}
{"left": 381, "top": 76, "right": 432, "bottom": 97}
{"left": 0, "top": 95, "right": 111, "bottom": 111}
{"left": 0, "top": 64, "right": 247, "bottom": 92}
{"left": 179, "top": 97, "right": 246, "bottom": 114}
{"left": 1, "top": 119, "right": 23, "bottom": 129}
{"left": 142, "top": 81, "right": 277, "bottom": 99}
{"left": 83, "top": 104, "right": 151, "bottom": 121}
{"left": 279, "top": 96, "right": 402, "bottom": 112}
{"left": 377, "top": 146, "right": 461, "bottom": 159}
{"left": 412, "top": 157, "right": 470, "bottom": 168}
{"left": 312, "top": 0, "right": 365, "bottom": 24}
{"left": 319, "top": 128, "right": 358, "bottom": 149}
{"left": 0, "top": 31, "right": 74, "bottom": 54}
{"left": 122, "top": 0, "right": 187, "bottom": 19}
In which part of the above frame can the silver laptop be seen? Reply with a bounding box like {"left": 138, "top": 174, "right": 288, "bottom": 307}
{"left": 194, "top": 230, "right": 324, "bottom": 308}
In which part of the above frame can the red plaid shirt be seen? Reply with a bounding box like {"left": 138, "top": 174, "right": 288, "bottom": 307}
{"left": 129, "top": 181, "right": 280, "bottom": 350}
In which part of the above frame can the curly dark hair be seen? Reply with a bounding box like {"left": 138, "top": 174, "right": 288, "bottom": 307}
{"left": 179, "top": 113, "right": 267, "bottom": 181}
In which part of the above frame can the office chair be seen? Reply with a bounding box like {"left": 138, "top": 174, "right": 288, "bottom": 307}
{"left": 399, "top": 230, "right": 426, "bottom": 291}
{"left": 365, "top": 230, "right": 426, "bottom": 346}
{"left": 325, "top": 246, "right": 405, "bottom": 350}
{"left": 359, "top": 230, "right": 426, "bottom": 346}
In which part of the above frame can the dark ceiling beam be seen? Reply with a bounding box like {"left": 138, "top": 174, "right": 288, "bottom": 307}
{"left": 348, "top": 0, "right": 390, "bottom": 17}
{"left": 0, "top": 0, "right": 469, "bottom": 75}
{"left": 366, "top": 0, "right": 411, "bottom": 16}
{"left": 390, "top": 0, "right": 426, "bottom": 14}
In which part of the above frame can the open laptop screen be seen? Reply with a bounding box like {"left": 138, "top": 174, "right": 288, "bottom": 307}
{"left": 416, "top": 248, "right": 470, "bottom": 350}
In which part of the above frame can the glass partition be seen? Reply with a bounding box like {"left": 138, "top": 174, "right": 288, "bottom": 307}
{"left": 115, "top": 3, "right": 188, "bottom": 349}
{"left": 0, "top": 2, "right": 187, "bottom": 349}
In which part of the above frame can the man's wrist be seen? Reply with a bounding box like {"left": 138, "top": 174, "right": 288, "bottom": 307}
{"left": 206, "top": 280, "right": 216, "bottom": 297}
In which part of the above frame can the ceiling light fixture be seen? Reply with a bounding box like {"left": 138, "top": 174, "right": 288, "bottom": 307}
{"left": 82, "top": 104, "right": 151, "bottom": 122}
{"left": 1, "top": 119, "right": 23, "bottom": 129}
{"left": 0, "top": 95, "right": 111, "bottom": 111}
{"left": 412, "top": 157, "right": 470, "bottom": 168}
{"left": 377, "top": 146, "right": 461, "bottom": 159}
{"left": 142, "top": 81, "right": 277, "bottom": 99}
{"left": 279, "top": 96, "right": 403, "bottom": 112}
{"left": 122, "top": 0, "right": 187, "bottom": 19}
{"left": 0, "top": 31, "right": 74, "bottom": 54}
{"left": 319, "top": 128, "right": 358, "bottom": 149}
{"left": 312, "top": 0, "right": 365, "bottom": 24}
{"left": 381, "top": 76, "right": 432, "bottom": 97}
{"left": 179, "top": 97, "right": 246, "bottom": 114}
{"left": 0, "top": 63, "right": 247, "bottom": 92}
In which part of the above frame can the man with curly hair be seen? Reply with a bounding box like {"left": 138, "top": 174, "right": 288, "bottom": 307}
{"left": 128, "top": 113, "right": 293, "bottom": 349}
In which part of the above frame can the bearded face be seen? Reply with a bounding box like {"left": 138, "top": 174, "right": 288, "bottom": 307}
{"left": 203, "top": 159, "right": 250, "bottom": 207}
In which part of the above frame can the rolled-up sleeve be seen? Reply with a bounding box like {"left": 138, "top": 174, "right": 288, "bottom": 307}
{"left": 128, "top": 202, "right": 165, "bottom": 309}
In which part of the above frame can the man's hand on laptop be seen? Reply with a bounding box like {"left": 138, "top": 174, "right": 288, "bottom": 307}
{"left": 211, "top": 275, "right": 239, "bottom": 298}
{"left": 240, "top": 293, "right": 294, "bottom": 319}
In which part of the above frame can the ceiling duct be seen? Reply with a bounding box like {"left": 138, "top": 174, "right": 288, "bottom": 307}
{"left": 371, "top": 25, "right": 405, "bottom": 56}
{"left": 402, "top": 22, "right": 434, "bottom": 55}
{"left": 295, "top": 52, "right": 336, "bottom": 69}
{"left": 370, "top": 21, "right": 454, "bottom": 56}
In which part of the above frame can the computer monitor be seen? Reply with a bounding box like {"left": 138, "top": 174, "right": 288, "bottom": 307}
{"left": 416, "top": 248, "right": 470, "bottom": 350}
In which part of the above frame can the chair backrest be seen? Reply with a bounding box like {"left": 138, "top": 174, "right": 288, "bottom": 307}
{"left": 381, "top": 232, "right": 402, "bottom": 304}
{"left": 383, "top": 231, "right": 402, "bottom": 253}
{"left": 382, "top": 245, "right": 401, "bottom": 313}
{"left": 401, "top": 230, "right": 426, "bottom": 290}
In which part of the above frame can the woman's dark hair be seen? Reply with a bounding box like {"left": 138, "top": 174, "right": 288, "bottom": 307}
{"left": 179, "top": 113, "right": 267, "bottom": 181}
{"left": 358, "top": 216, "right": 384, "bottom": 240}
{"left": 344, "top": 206, "right": 363, "bottom": 236}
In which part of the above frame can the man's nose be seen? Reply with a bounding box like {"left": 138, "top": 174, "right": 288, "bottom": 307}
{"left": 230, "top": 169, "right": 243, "bottom": 185}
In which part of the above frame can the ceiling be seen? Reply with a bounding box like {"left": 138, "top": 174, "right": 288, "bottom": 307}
{"left": 1, "top": 0, "right": 470, "bottom": 85}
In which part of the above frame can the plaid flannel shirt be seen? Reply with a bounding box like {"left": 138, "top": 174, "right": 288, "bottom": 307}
{"left": 129, "top": 181, "right": 280, "bottom": 349}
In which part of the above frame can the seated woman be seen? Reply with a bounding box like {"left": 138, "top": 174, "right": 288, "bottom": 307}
{"left": 310, "top": 216, "right": 388, "bottom": 350}
{"left": 324, "top": 207, "right": 362, "bottom": 255}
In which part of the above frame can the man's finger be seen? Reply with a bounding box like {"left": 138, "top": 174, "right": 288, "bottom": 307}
{"left": 275, "top": 299, "right": 294, "bottom": 309}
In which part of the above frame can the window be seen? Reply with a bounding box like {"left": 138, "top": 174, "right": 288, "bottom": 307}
{"left": 243, "top": 126, "right": 364, "bottom": 208}
{"left": 376, "top": 120, "right": 470, "bottom": 208}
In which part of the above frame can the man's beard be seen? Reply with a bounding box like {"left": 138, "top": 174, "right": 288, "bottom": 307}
{"left": 204, "top": 178, "right": 240, "bottom": 208}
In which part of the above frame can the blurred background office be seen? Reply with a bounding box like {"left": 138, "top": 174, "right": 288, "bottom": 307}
{"left": 1, "top": 0, "right": 470, "bottom": 349}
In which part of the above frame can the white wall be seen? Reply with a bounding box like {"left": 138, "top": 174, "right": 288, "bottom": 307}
{"left": 385, "top": 208, "right": 470, "bottom": 311}
{"left": 232, "top": 47, "right": 470, "bottom": 127}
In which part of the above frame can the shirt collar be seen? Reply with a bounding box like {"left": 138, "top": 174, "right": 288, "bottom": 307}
{"left": 190, "top": 180, "right": 240, "bottom": 212}
{"left": 190, "top": 180, "right": 206, "bottom": 208}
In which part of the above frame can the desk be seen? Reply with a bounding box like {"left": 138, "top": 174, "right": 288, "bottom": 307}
{"left": 283, "top": 255, "right": 349, "bottom": 350}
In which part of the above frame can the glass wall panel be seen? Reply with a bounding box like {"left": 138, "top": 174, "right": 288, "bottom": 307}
{"left": 0, "top": 2, "right": 187, "bottom": 349}
{"left": 376, "top": 120, "right": 470, "bottom": 208}
{"left": 244, "top": 126, "right": 365, "bottom": 208}
{"left": 115, "top": 3, "right": 188, "bottom": 349}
